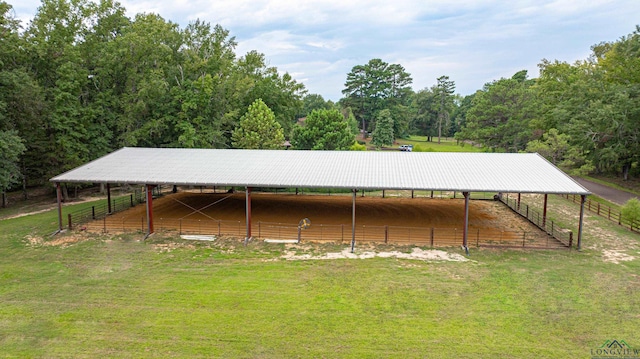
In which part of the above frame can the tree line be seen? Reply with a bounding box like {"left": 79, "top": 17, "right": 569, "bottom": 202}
{"left": 1, "top": 0, "right": 310, "bottom": 201}
{"left": 1, "top": 0, "right": 639, "bottom": 204}
{"left": 337, "top": 29, "right": 640, "bottom": 182}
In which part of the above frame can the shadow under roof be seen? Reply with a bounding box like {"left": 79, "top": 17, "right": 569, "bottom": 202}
{"left": 50, "top": 147, "right": 590, "bottom": 195}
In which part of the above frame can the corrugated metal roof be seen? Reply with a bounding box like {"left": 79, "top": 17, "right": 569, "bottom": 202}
{"left": 49, "top": 147, "right": 590, "bottom": 194}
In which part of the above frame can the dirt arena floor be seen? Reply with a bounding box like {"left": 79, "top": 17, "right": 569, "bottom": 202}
{"left": 92, "top": 191, "right": 563, "bottom": 248}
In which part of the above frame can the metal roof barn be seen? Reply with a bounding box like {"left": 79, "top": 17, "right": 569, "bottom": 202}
{"left": 51, "top": 147, "right": 589, "bottom": 194}
{"left": 50, "top": 147, "right": 590, "bottom": 253}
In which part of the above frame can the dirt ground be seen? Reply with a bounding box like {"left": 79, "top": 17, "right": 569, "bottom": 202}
{"left": 87, "top": 191, "right": 561, "bottom": 248}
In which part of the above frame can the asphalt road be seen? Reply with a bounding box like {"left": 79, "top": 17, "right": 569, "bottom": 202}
{"left": 574, "top": 177, "right": 640, "bottom": 205}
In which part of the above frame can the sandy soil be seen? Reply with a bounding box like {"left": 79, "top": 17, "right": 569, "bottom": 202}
{"left": 89, "top": 191, "right": 559, "bottom": 247}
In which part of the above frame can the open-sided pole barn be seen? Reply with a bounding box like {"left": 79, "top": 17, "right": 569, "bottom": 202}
{"left": 51, "top": 147, "right": 590, "bottom": 251}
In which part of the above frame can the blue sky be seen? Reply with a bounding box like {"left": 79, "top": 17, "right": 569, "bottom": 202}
{"left": 11, "top": 0, "right": 640, "bottom": 101}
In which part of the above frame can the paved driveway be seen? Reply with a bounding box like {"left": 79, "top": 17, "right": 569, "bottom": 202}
{"left": 574, "top": 178, "right": 640, "bottom": 205}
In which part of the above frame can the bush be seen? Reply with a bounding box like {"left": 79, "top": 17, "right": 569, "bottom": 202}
{"left": 350, "top": 142, "right": 367, "bottom": 151}
{"left": 621, "top": 198, "right": 640, "bottom": 225}
{"left": 412, "top": 145, "right": 435, "bottom": 152}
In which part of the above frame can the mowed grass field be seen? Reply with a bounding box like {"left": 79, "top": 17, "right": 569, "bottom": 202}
{"left": 1, "top": 196, "right": 639, "bottom": 358}
{"left": 395, "top": 136, "right": 484, "bottom": 152}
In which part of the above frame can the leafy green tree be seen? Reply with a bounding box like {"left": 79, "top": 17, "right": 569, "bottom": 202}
{"left": 525, "top": 128, "right": 570, "bottom": 165}
{"left": 300, "top": 94, "right": 332, "bottom": 117}
{"left": 410, "top": 88, "right": 438, "bottom": 140}
{"left": 342, "top": 59, "right": 412, "bottom": 136}
{"left": 434, "top": 75, "right": 455, "bottom": 143}
{"left": 291, "top": 109, "right": 354, "bottom": 150}
{"left": 621, "top": 198, "right": 640, "bottom": 226}
{"left": 0, "top": 130, "right": 26, "bottom": 206}
{"left": 371, "top": 109, "right": 394, "bottom": 147}
{"left": 231, "top": 99, "right": 284, "bottom": 149}
{"left": 456, "top": 70, "right": 534, "bottom": 152}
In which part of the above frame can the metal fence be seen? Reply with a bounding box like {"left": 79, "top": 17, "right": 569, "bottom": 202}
{"left": 82, "top": 215, "right": 565, "bottom": 249}
{"left": 500, "top": 195, "right": 573, "bottom": 247}
{"left": 64, "top": 186, "right": 177, "bottom": 229}
{"left": 560, "top": 194, "right": 639, "bottom": 234}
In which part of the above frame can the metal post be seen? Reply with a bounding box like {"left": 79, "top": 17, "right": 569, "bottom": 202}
{"left": 245, "top": 187, "right": 252, "bottom": 241}
{"left": 517, "top": 193, "right": 521, "bottom": 212}
{"left": 351, "top": 189, "right": 357, "bottom": 253}
{"left": 56, "top": 182, "right": 63, "bottom": 232}
{"left": 577, "top": 194, "right": 586, "bottom": 250}
{"left": 462, "top": 191, "right": 470, "bottom": 255}
{"left": 542, "top": 194, "right": 548, "bottom": 227}
{"left": 430, "top": 228, "right": 434, "bottom": 247}
{"left": 145, "top": 184, "right": 154, "bottom": 236}
{"left": 107, "top": 183, "right": 112, "bottom": 214}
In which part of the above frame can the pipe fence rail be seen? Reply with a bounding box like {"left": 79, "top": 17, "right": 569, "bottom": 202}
{"left": 500, "top": 195, "right": 573, "bottom": 247}
{"left": 79, "top": 216, "right": 566, "bottom": 249}
{"left": 64, "top": 184, "right": 176, "bottom": 230}
{"left": 560, "top": 194, "right": 639, "bottom": 234}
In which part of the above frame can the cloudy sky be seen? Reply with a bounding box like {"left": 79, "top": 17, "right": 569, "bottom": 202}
{"left": 11, "top": 0, "right": 640, "bottom": 100}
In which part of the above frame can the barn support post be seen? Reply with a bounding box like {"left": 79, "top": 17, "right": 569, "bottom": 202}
{"left": 245, "top": 187, "right": 252, "bottom": 243}
{"left": 577, "top": 194, "right": 586, "bottom": 250}
{"left": 351, "top": 189, "right": 357, "bottom": 253}
{"left": 542, "top": 194, "right": 548, "bottom": 227}
{"left": 145, "top": 184, "right": 155, "bottom": 238}
{"left": 462, "top": 191, "right": 470, "bottom": 255}
{"left": 106, "top": 183, "right": 112, "bottom": 214}
{"left": 145, "top": 184, "right": 155, "bottom": 239}
{"left": 55, "top": 182, "right": 63, "bottom": 232}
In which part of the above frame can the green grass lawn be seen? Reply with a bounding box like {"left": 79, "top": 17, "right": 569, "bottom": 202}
{"left": 395, "top": 136, "right": 484, "bottom": 153}
{"left": 1, "top": 199, "right": 639, "bottom": 358}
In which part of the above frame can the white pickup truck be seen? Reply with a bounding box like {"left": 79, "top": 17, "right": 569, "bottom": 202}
{"left": 399, "top": 145, "right": 413, "bottom": 152}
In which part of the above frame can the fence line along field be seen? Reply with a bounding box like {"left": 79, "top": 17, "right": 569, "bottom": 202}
{"left": 85, "top": 191, "right": 562, "bottom": 248}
